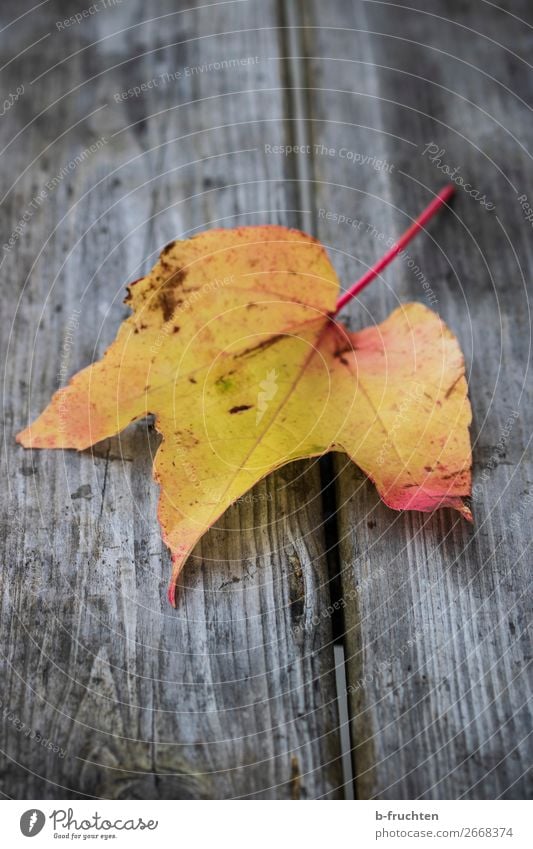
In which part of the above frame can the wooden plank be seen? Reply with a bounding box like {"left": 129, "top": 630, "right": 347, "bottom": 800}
{"left": 0, "top": 0, "right": 343, "bottom": 799}
{"left": 302, "top": 0, "right": 533, "bottom": 798}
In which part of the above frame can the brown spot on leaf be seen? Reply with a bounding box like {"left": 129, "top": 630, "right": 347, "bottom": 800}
{"left": 441, "top": 470, "right": 463, "bottom": 480}
{"left": 288, "top": 550, "right": 304, "bottom": 627}
{"left": 229, "top": 405, "right": 253, "bottom": 414}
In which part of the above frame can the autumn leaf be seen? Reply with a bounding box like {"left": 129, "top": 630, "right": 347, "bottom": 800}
{"left": 17, "top": 223, "right": 472, "bottom": 605}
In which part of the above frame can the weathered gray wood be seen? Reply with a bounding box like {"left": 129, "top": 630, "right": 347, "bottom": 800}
{"left": 0, "top": 0, "right": 343, "bottom": 799}
{"left": 303, "top": 0, "right": 533, "bottom": 799}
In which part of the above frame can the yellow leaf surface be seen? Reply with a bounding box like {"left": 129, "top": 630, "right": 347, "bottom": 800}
{"left": 17, "top": 226, "right": 472, "bottom": 604}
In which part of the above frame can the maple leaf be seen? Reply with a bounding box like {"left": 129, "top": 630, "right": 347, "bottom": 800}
{"left": 17, "top": 224, "right": 472, "bottom": 605}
